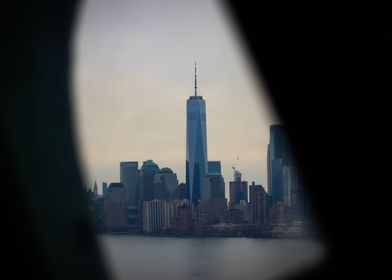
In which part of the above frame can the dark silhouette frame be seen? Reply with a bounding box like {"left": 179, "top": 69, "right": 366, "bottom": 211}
{"left": 5, "top": 0, "right": 383, "bottom": 279}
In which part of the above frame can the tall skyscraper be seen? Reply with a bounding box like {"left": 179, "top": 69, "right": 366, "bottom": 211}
{"left": 267, "top": 125, "right": 289, "bottom": 204}
{"left": 229, "top": 170, "right": 248, "bottom": 206}
{"left": 288, "top": 165, "right": 307, "bottom": 221}
{"left": 267, "top": 124, "right": 304, "bottom": 215}
{"left": 283, "top": 165, "right": 299, "bottom": 206}
{"left": 120, "top": 161, "right": 139, "bottom": 207}
{"left": 120, "top": 161, "right": 140, "bottom": 228}
{"left": 186, "top": 63, "right": 208, "bottom": 204}
{"left": 140, "top": 160, "right": 160, "bottom": 202}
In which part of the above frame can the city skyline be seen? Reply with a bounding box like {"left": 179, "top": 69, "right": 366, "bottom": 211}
{"left": 74, "top": 0, "right": 279, "bottom": 192}
{"left": 87, "top": 122, "right": 309, "bottom": 236}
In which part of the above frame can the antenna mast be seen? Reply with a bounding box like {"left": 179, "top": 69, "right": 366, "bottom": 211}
{"left": 194, "top": 62, "right": 197, "bottom": 97}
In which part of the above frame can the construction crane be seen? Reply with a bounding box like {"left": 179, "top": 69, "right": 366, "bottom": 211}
{"left": 231, "top": 156, "right": 240, "bottom": 181}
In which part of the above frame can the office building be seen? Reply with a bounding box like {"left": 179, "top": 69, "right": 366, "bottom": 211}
{"left": 102, "top": 182, "right": 108, "bottom": 196}
{"left": 194, "top": 198, "right": 228, "bottom": 225}
{"left": 203, "top": 173, "right": 225, "bottom": 201}
{"left": 103, "top": 183, "right": 128, "bottom": 231}
{"left": 268, "top": 125, "right": 289, "bottom": 204}
{"left": 219, "top": 209, "right": 244, "bottom": 224}
{"left": 232, "top": 200, "right": 253, "bottom": 223}
{"left": 268, "top": 201, "right": 291, "bottom": 225}
{"left": 186, "top": 63, "right": 208, "bottom": 204}
{"left": 153, "top": 167, "right": 179, "bottom": 201}
{"left": 283, "top": 165, "right": 300, "bottom": 206}
{"left": 249, "top": 182, "right": 268, "bottom": 225}
{"left": 139, "top": 160, "right": 160, "bottom": 202}
{"left": 207, "top": 161, "right": 221, "bottom": 175}
{"left": 120, "top": 161, "right": 139, "bottom": 207}
{"left": 142, "top": 200, "right": 172, "bottom": 233}
{"left": 169, "top": 200, "right": 193, "bottom": 235}
{"left": 229, "top": 170, "right": 248, "bottom": 206}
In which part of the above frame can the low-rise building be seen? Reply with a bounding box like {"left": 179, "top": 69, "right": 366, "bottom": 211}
{"left": 143, "top": 199, "right": 173, "bottom": 233}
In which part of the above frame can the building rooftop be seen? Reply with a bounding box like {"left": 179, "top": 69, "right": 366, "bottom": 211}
{"left": 206, "top": 172, "right": 222, "bottom": 176}
{"left": 159, "top": 167, "right": 173, "bottom": 174}
{"left": 120, "top": 161, "right": 138, "bottom": 166}
{"left": 108, "top": 182, "right": 124, "bottom": 188}
{"left": 189, "top": 96, "right": 203, "bottom": 100}
{"left": 142, "top": 159, "right": 159, "bottom": 168}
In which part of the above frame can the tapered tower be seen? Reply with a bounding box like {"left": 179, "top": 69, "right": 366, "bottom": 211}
{"left": 186, "top": 63, "right": 208, "bottom": 203}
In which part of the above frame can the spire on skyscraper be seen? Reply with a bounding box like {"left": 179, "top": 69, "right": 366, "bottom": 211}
{"left": 93, "top": 180, "right": 98, "bottom": 196}
{"left": 187, "top": 61, "right": 208, "bottom": 204}
{"left": 194, "top": 62, "right": 198, "bottom": 97}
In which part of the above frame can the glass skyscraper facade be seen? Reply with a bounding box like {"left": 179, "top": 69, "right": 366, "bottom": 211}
{"left": 268, "top": 124, "right": 294, "bottom": 205}
{"left": 120, "top": 161, "right": 139, "bottom": 207}
{"left": 268, "top": 125, "right": 286, "bottom": 204}
{"left": 207, "top": 161, "right": 221, "bottom": 175}
{"left": 186, "top": 64, "right": 208, "bottom": 204}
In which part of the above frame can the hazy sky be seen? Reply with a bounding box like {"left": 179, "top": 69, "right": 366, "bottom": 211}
{"left": 73, "top": 0, "right": 279, "bottom": 194}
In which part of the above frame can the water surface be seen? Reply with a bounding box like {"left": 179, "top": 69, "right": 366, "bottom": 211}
{"left": 99, "top": 235, "right": 325, "bottom": 280}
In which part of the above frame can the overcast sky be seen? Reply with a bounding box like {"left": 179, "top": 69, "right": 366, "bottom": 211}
{"left": 73, "top": 0, "right": 279, "bottom": 194}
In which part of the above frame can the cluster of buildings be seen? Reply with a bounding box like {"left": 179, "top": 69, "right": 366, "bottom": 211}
{"left": 86, "top": 65, "right": 311, "bottom": 237}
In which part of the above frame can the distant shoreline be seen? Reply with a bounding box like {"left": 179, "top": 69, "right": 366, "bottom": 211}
{"left": 96, "top": 231, "right": 319, "bottom": 240}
